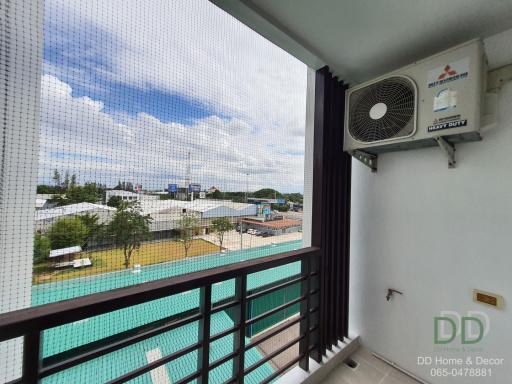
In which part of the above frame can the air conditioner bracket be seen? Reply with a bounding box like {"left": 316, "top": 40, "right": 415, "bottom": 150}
{"left": 351, "top": 150, "right": 378, "bottom": 172}
{"left": 434, "top": 137, "right": 456, "bottom": 168}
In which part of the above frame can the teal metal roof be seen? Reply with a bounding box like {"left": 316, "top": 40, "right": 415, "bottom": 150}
{"left": 35, "top": 240, "right": 302, "bottom": 383}
{"left": 42, "top": 311, "right": 272, "bottom": 384}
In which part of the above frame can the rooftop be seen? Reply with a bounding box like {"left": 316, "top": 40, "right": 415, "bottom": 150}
{"left": 242, "top": 218, "right": 302, "bottom": 229}
{"left": 35, "top": 202, "right": 115, "bottom": 221}
{"left": 49, "top": 246, "right": 82, "bottom": 258}
{"left": 33, "top": 241, "right": 302, "bottom": 383}
{"left": 140, "top": 199, "right": 256, "bottom": 215}
{"left": 106, "top": 190, "right": 140, "bottom": 196}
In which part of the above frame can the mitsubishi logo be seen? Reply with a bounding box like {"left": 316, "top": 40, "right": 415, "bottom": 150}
{"left": 438, "top": 65, "right": 457, "bottom": 80}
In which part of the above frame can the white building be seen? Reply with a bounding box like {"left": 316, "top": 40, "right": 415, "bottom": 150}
{"left": 139, "top": 199, "right": 257, "bottom": 233}
{"left": 105, "top": 190, "right": 140, "bottom": 203}
{"left": 35, "top": 203, "right": 116, "bottom": 233}
{"left": 35, "top": 194, "right": 58, "bottom": 210}
{"left": 105, "top": 190, "right": 159, "bottom": 203}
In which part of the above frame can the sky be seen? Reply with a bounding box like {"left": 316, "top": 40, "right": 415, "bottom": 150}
{"left": 40, "top": 0, "right": 307, "bottom": 193}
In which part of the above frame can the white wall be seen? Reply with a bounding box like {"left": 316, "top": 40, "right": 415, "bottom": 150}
{"left": 349, "top": 33, "right": 512, "bottom": 383}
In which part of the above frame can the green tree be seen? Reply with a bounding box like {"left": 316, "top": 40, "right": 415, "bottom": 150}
{"left": 33, "top": 234, "right": 51, "bottom": 264}
{"left": 51, "top": 182, "right": 104, "bottom": 206}
{"left": 283, "top": 193, "right": 303, "bottom": 204}
{"left": 52, "top": 169, "right": 61, "bottom": 187}
{"left": 78, "top": 213, "right": 104, "bottom": 249}
{"left": 66, "top": 183, "right": 104, "bottom": 204}
{"left": 70, "top": 174, "right": 77, "bottom": 188}
{"left": 107, "top": 202, "right": 152, "bottom": 269}
{"left": 177, "top": 213, "right": 199, "bottom": 258}
{"left": 107, "top": 195, "right": 123, "bottom": 208}
{"left": 63, "top": 171, "right": 70, "bottom": 190}
{"left": 48, "top": 217, "right": 89, "bottom": 249}
{"left": 271, "top": 204, "right": 289, "bottom": 212}
{"left": 209, "top": 190, "right": 223, "bottom": 199}
{"left": 114, "top": 181, "right": 134, "bottom": 192}
{"left": 37, "top": 184, "right": 62, "bottom": 194}
{"left": 210, "top": 218, "right": 234, "bottom": 251}
{"left": 253, "top": 188, "right": 283, "bottom": 199}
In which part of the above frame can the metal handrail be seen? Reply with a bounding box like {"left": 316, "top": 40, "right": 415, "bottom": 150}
{"left": 1, "top": 246, "right": 320, "bottom": 384}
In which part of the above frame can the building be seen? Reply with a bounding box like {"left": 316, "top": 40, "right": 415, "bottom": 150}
{"left": 35, "top": 203, "right": 116, "bottom": 233}
{"left": 207, "top": 186, "right": 220, "bottom": 194}
{"left": 140, "top": 199, "right": 258, "bottom": 236}
{"left": 241, "top": 218, "right": 302, "bottom": 236}
{"left": 49, "top": 246, "right": 82, "bottom": 268}
{"left": 105, "top": 189, "right": 160, "bottom": 204}
{"left": 35, "top": 194, "right": 58, "bottom": 210}
{"left": 247, "top": 197, "right": 287, "bottom": 206}
{"left": 105, "top": 190, "right": 139, "bottom": 203}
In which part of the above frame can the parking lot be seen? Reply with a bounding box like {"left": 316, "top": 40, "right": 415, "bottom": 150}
{"left": 200, "top": 229, "right": 303, "bottom": 251}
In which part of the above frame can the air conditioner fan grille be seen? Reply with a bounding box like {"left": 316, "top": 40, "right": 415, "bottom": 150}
{"left": 348, "top": 76, "right": 416, "bottom": 143}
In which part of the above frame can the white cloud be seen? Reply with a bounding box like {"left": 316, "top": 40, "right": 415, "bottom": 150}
{"left": 41, "top": 0, "right": 307, "bottom": 192}
{"left": 39, "top": 75, "right": 305, "bottom": 192}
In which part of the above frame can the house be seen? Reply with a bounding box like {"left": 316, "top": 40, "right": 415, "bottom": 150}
{"left": 207, "top": 186, "right": 220, "bottom": 194}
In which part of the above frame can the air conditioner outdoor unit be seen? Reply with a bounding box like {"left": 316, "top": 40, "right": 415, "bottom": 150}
{"left": 344, "top": 39, "right": 495, "bottom": 170}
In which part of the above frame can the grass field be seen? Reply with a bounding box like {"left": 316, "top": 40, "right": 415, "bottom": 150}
{"left": 33, "top": 238, "right": 219, "bottom": 284}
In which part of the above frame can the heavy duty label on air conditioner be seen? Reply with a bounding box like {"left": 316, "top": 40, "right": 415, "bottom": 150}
{"left": 428, "top": 57, "right": 470, "bottom": 88}
{"left": 427, "top": 115, "right": 468, "bottom": 132}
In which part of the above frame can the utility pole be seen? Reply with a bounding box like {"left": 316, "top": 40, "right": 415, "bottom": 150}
{"left": 186, "top": 151, "right": 192, "bottom": 201}
{"left": 245, "top": 173, "right": 249, "bottom": 203}
{"left": 239, "top": 221, "right": 243, "bottom": 250}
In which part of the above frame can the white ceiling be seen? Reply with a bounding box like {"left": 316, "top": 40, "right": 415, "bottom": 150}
{"left": 213, "top": 0, "right": 512, "bottom": 84}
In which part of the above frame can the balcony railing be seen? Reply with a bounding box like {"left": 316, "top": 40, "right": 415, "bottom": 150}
{"left": 0, "top": 246, "right": 320, "bottom": 384}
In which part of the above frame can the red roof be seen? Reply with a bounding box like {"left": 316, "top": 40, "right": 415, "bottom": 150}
{"left": 241, "top": 218, "right": 301, "bottom": 229}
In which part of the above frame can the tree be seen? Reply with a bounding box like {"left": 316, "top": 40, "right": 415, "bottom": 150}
{"left": 48, "top": 217, "right": 89, "bottom": 249}
{"left": 107, "top": 202, "right": 152, "bottom": 269}
{"left": 37, "top": 184, "right": 62, "bottom": 194}
{"left": 107, "top": 195, "right": 123, "bottom": 208}
{"left": 52, "top": 169, "right": 61, "bottom": 187}
{"left": 50, "top": 182, "right": 104, "bottom": 206}
{"left": 271, "top": 203, "right": 289, "bottom": 212}
{"left": 34, "top": 234, "right": 51, "bottom": 264}
{"left": 78, "top": 213, "right": 104, "bottom": 249}
{"left": 283, "top": 193, "right": 303, "bottom": 204}
{"left": 210, "top": 218, "right": 234, "bottom": 251}
{"left": 177, "top": 212, "right": 199, "bottom": 258}
{"left": 209, "top": 190, "right": 223, "bottom": 199}
{"left": 70, "top": 174, "right": 77, "bottom": 189}
{"left": 253, "top": 188, "right": 283, "bottom": 199}
{"left": 63, "top": 171, "right": 70, "bottom": 190}
{"left": 114, "top": 181, "right": 134, "bottom": 192}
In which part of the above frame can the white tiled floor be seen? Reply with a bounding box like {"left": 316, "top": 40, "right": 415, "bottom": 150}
{"left": 323, "top": 347, "right": 421, "bottom": 384}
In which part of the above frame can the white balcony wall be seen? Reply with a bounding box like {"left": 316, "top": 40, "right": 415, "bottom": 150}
{"left": 350, "top": 29, "right": 512, "bottom": 384}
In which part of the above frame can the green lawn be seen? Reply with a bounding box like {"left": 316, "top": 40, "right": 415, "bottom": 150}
{"left": 33, "top": 238, "right": 219, "bottom": 284}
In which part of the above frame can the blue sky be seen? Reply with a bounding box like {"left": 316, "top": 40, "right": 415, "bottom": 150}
{"left": 40, "top": 0, "right": 307, "bottom": 193}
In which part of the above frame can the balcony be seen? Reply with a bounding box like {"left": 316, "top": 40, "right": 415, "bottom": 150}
{"left": 0, "top": 247, "right": 332, "bottom": 383}
{"left": 3, "top": 0, "right": 512, "bottom": 383}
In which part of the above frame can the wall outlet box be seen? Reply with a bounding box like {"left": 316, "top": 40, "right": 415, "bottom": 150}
{"left": 473, "top": 289, "right": 504, "bottom": 309}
